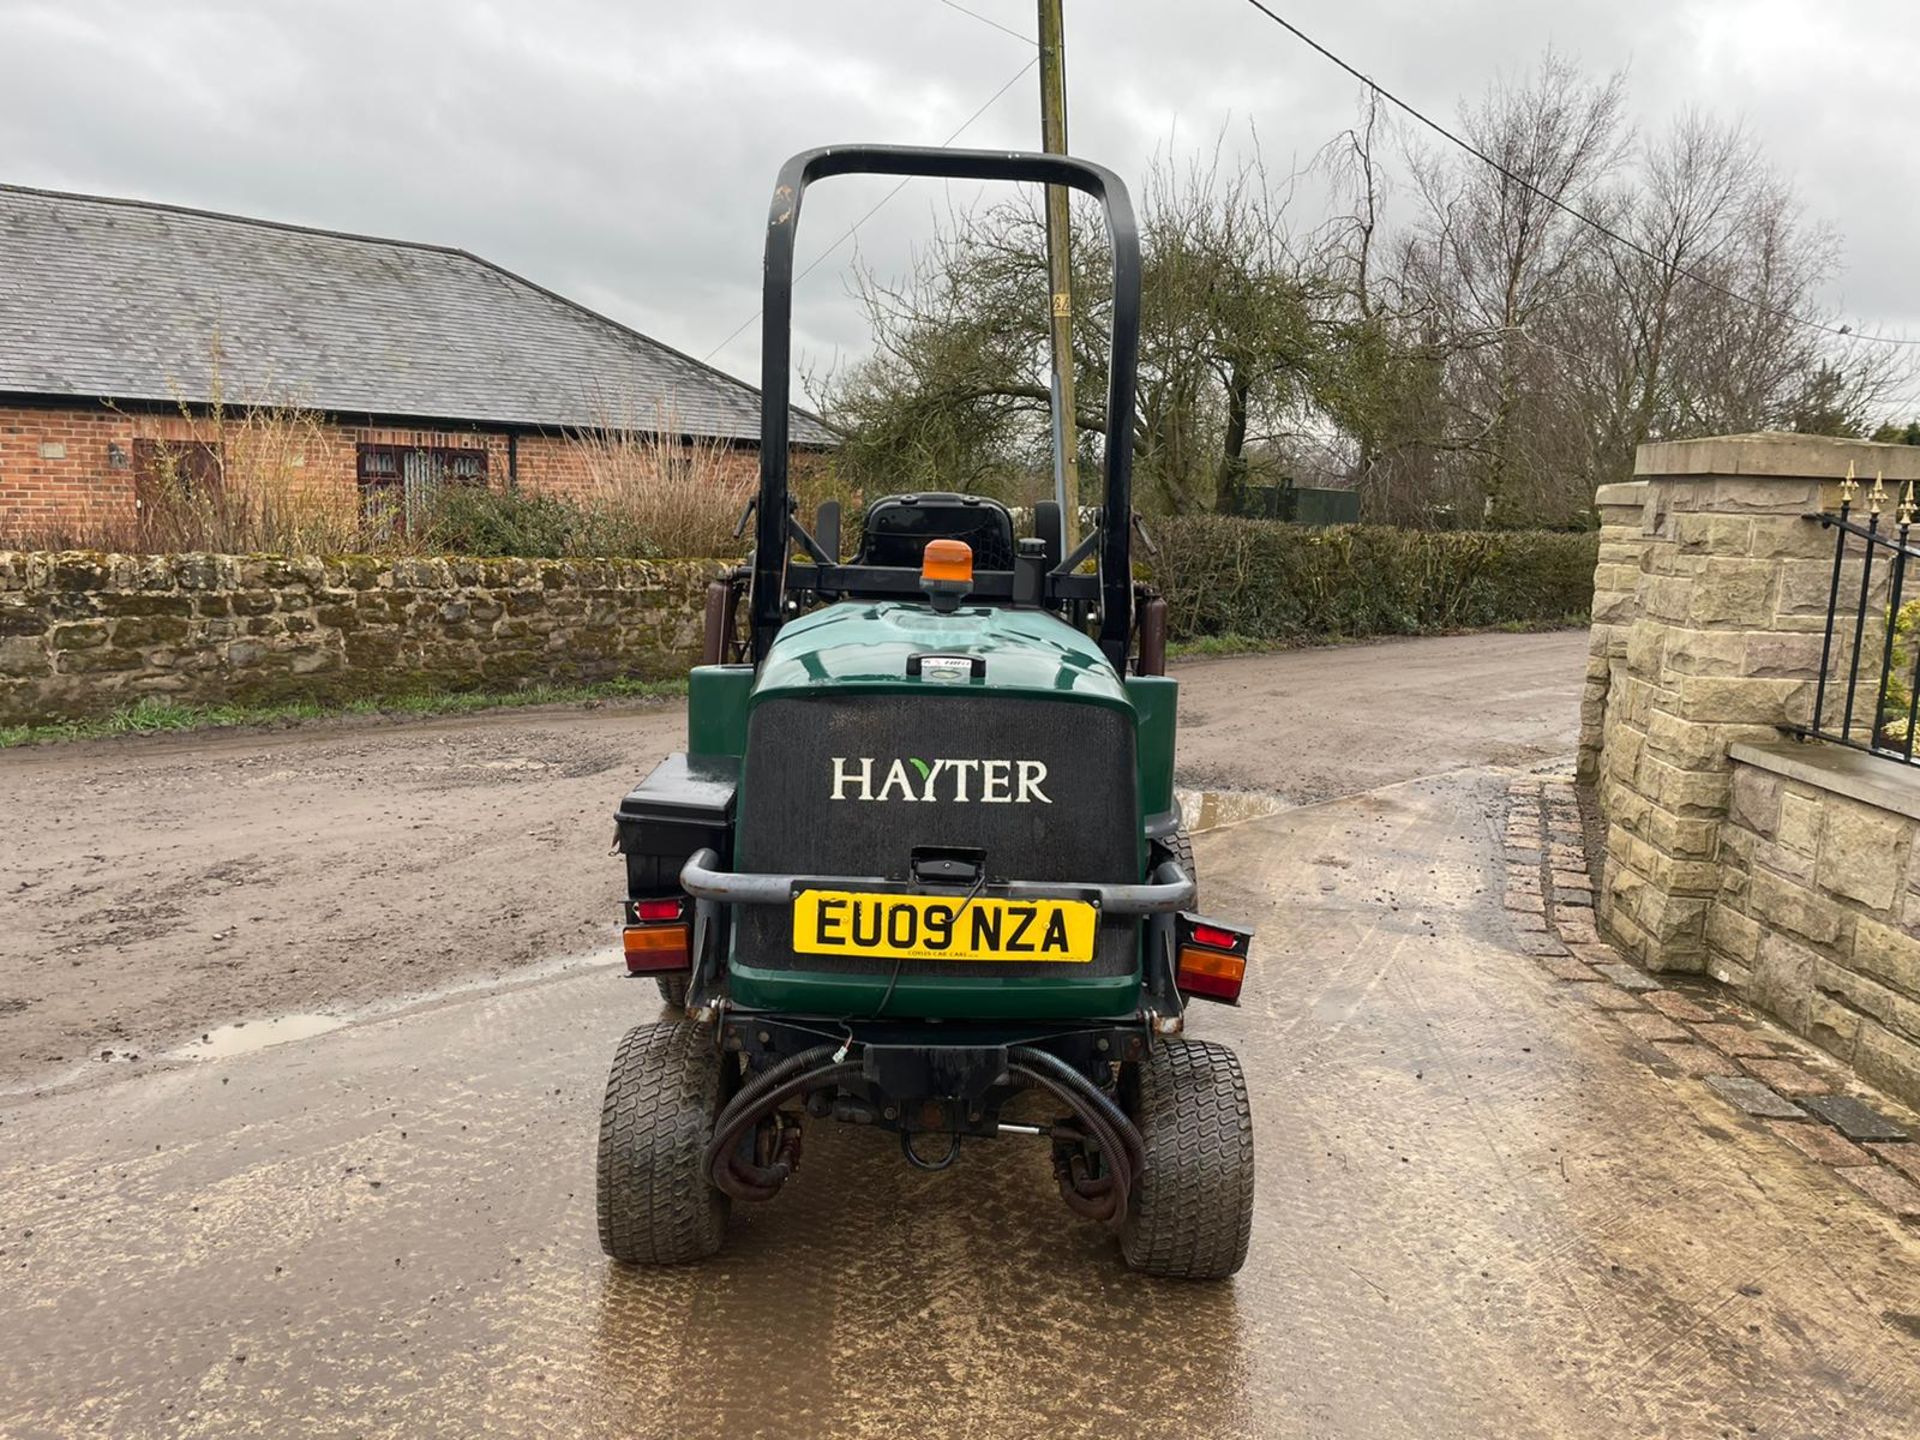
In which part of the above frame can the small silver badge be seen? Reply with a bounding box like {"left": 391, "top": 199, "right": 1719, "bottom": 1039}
{"left": 918, "top": 655, "right": 974, "bottom": 684}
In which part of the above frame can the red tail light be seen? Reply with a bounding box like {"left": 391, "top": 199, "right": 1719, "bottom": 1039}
{"left": 624, "top": 896, "right": 691, "bottom": 974}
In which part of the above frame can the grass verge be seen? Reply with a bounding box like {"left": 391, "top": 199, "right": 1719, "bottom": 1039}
{"left": 0, "top": 677, "right": 688, "bottom": 749}
{"left": 1167, "top": 615, "right": 1590, "bottom": 660}
{"left": 4, "top": 619, "right": 1587, "bottom": 746}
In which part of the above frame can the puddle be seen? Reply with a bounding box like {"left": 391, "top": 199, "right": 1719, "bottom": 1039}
{"left": 174, "top": 1013, "right": 346, "bottom": 1060}
{"left": 6, "top": 947, "right": 628, "bottom": 1101}
{"left": 1176, "top": 787, "right": 1286, "bottom": 834}
{"left": 165, "top": 949, "right": 621, "bottom": 1065}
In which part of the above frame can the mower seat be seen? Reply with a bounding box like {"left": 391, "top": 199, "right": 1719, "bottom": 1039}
{"left": 853, "top": 492, "right": 1017, "bottom": 571}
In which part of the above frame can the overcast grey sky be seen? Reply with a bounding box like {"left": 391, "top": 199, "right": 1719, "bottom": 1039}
{"left": 3, "top": 0, "right": 1916, "bottom": 404}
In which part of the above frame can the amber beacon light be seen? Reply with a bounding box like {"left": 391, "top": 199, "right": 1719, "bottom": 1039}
{"left": 919, "top": 538, "right": 975, "bottom": 612}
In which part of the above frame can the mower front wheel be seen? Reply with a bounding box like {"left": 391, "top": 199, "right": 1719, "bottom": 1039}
{"left": 597, "top": 1020, "right": 731, "bottom": 1264}
{"left": 1119, "top": 1038, "right": 1254, "bottom": 1280}
{"left": 1168, "top": 826, "right": 1198, "bottom": 901}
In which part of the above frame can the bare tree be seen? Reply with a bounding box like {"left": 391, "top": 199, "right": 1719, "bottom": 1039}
{"left": 1552, "top": 111, "right": 1905, "bottom": 481}
{"left": 816, "top": 48, "right": 1906, "bottom": 531}
{"left": 1399, "top": 51, "right": 1630, "bottom": 521}
{"left": 1314, "top": 91, "right": 1468, "bottom": 525}
{"left": 813, "top": 140, "right": 1327, "bottom": 514}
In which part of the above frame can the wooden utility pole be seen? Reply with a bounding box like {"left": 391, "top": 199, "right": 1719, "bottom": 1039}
{"left": 1037, "top": 0, "right": 1080, "bottom": 547}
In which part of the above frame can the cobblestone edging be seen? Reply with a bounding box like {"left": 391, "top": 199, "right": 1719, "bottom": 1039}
{"left": 0, "top": 550, "right": 719, "bottom": 724}
{"left": 1506, "top": 774, "right": 1920, "bottom": 1225}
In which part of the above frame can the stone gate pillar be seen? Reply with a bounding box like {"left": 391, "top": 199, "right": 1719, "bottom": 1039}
{"left": 1581, "top": 432, "right": 1920, "bottom": 972}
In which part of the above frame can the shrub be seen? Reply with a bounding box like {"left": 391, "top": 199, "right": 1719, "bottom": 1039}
{"left": 414, "top": 487, "right": 609, "bottom": 558}
{"left": 144, "top": 401, "right": 360, "bottom": 554}
{"left": 1152, "top": 517, "right": 1597, "bottom": 642}
{"left": 571, "top": 412, "right": 756, "bottom": 559}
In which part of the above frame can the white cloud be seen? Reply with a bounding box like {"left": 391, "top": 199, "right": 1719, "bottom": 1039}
{"left": 2, "top": 0, "right": 1914, "bottom": 398}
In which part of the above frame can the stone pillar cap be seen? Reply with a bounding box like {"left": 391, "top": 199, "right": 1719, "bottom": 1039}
{"left": 1635, "top": 431, "right": 1920, "bottom": 482}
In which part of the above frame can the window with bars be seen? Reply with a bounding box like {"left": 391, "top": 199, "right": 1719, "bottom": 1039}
{"left": 356, "top": 443, "right": 488, "bottom": 532}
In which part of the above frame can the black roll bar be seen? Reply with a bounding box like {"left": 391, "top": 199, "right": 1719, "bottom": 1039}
{"left": 755, "top": 144, "right": 1141, "bottom": 668}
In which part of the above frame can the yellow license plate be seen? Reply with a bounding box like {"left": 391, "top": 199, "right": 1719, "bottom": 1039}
{"left": 792, "top": 890, "right": 1097, "bottom": 963}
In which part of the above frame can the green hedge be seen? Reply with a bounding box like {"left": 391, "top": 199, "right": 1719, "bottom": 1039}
{"left": 1151, "top": 517, "right": 1597, "bottom": 643}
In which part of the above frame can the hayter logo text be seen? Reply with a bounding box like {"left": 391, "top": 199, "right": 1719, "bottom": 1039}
{"left": 829, "top": 756, "right": 1052, "bottom": 803}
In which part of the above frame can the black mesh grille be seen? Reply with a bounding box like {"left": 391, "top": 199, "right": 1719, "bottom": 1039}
{"left": 854, "top": 494, "right": 1018, "bottom": 571}
{"left": 735, "top": 693, "right": 1139, "bottom": 977}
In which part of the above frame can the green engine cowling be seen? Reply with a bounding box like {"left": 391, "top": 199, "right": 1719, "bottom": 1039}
{"left": 686, "top": 600, "right": 1178, "bottom": 1019}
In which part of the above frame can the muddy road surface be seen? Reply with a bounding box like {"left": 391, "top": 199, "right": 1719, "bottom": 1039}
{"left": 0, "top": 630, "right": 1585, "bottom": 1087}
{"left": 7, "top": 729, "right": 1920, "bottom": 1434}
{"left": 6, "top": 628, "right": 1920, "bottom": 1436}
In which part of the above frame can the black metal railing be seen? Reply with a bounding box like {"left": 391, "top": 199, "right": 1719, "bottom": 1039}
{"left": 1805, "top": 472, "right": 1920, "bottom": 763}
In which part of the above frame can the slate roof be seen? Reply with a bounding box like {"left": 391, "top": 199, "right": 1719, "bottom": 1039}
{"left": 0, "top": 183, "right": 833, "bottom": 445}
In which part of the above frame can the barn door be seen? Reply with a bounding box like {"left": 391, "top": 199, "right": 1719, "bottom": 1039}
{"left": 133, "top": 438, "right": 223, "bottom": 547}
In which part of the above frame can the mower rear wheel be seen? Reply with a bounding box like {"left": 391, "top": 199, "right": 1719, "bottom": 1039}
{"left": 1119, "top": 1038, "right": 1254, "bottom": 1279}
{"left": 655, "top": 975, "right": 690, "bottom": 1011}
{"left": 597, "top": 1020, "right": 731, "bottom": 1264}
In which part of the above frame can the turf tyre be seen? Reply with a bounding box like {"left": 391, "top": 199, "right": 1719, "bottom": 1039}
{"left": 597, "top": 1020, "right": 730, "bottom": 1264}
{"left": 1167, "top": 827, "right": 1198, "bottom": 899}
{"left": 655, "top": 975, "right": 690, "bottom": 1011}
{"left": 1120, "top": 1038, "right": 1254, "bottom": 1279}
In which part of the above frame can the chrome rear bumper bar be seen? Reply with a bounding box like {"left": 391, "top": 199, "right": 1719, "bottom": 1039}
{"left": 678, "top": 848, "right": 1193, "bottom": 916}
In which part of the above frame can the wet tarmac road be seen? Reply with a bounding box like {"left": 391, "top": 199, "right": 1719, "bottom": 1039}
{"left": 8, "top": 765, "right": 1920, "bottom": 1438}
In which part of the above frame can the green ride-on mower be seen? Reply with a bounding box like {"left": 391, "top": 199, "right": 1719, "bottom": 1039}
{"left": 598, "top": 145, "right": 1256, "bottom": 1279}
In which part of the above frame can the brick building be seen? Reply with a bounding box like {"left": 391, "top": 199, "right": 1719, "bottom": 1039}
{"left": 0, "top": 183, "right": 833, "bottom": 542}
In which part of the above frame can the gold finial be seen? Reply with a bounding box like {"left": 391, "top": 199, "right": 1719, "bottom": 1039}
{"left": 1869, "top": 471, "right": 1888, "bottom": 515}
{"left": 1841, "top": 460, "right": 1859, "bottom": 506}
{"left": 1901, "top": 480, "right": 1916, "bottom": 528}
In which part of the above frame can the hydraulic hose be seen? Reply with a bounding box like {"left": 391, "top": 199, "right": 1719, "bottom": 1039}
{"left": 716, "top": 1044, "right": 836, "bottom": 1132}
{"left": 1008, "top": 1056, "right": 1140, "bottom": 1229}
{"left": 699, "top": 1041, "right": 1147, "bottom": 1225}
{"left": 1009, "top": 1045, "right": 1146, "bottom": 1175}
{"left": 704, "top": 1048, "right": 861, "bottom": 1202}
{"left": 703, "top": 1043, "right": 833, "bottom": 1199}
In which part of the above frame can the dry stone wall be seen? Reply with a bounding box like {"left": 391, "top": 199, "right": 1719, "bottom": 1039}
{"left": 0, "top": 550, "right": 717, "bottom": 724}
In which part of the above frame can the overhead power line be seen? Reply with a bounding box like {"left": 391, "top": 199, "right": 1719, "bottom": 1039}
{"left": 1236, "top": 0, "right": 1920, "bottom": 350}
{"left": 935, "top": 0, "right": 1031, "bottom": 43}
{"left": 700, "top": 53, "right": 1040, "bottom": 364}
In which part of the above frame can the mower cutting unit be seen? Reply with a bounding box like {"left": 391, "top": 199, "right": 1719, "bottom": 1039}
{"left": 598, "top": 145, "right": 1256, "bottom": 1279}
